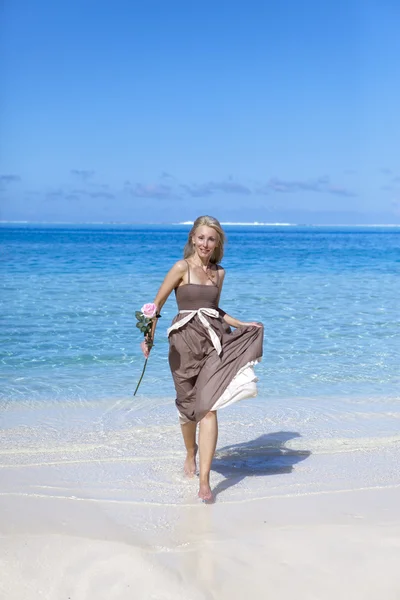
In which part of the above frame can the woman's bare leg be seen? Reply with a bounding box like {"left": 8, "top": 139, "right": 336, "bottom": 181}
{"left": 181, "top": 421, "right": 198, "bottom": 477}
{"left": 198, "top": 411, "right": 218, "bottom": 501}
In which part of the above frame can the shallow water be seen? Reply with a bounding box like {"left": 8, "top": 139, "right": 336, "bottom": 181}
{"left": 1, "top": 394, "right": 399, "bottom": 507}
{"left": 1, "top": 224, "right": 399, "bottom": 404}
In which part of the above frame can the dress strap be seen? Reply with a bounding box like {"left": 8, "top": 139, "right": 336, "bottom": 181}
{"left": 184, "top": 259, "right": 191, "bottom": 284}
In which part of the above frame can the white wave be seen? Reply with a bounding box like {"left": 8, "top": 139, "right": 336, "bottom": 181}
{"left": 178, "top": 221, "right": 296, "bottom": 226}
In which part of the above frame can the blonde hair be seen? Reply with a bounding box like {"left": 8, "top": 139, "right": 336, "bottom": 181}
{"left": 183, "top": 215, "right": 225, "bottom": 264}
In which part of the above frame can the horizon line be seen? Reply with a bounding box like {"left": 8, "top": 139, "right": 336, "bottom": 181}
{"left": 1, "top": 220, "right": 400, "bottom": 227}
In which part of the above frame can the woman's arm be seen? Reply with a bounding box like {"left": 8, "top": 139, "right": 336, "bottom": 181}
{"left": 217, "top": 268, "right": 262, "bottom": 329}
{"left": 153, "top": 259, "right": 187, "bottom": 312}
{"left": 141, "top": 260, "right": 187, "bottom": 358}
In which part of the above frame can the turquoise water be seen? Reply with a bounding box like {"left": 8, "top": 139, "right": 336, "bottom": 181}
{"left": 1, "top": 224, "right": 399, "bottom": 405}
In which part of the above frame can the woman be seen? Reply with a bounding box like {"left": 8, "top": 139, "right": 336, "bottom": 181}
{"left": 141, "top": 215, "right": 263, "bottom": 501}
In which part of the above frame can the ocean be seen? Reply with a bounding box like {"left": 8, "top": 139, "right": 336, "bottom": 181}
{"left": 1, "top": 224, "right": 399, "bottom": 504}
{"left": 1, "top": 223, "right": 399, "bottom": 401}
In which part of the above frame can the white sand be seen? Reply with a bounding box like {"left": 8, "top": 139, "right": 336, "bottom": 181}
{"left": 1, "top": 398, "right": 400, "bottom": 599}
{"left": 1, "top": 488, "right": 400, "bottom": 600}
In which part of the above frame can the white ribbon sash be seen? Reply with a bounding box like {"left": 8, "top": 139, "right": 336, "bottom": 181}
{"left": 167, "top": 308, "right": 222, "bottom": 355}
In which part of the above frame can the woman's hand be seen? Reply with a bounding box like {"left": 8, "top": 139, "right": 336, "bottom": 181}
{"left": 222, "top": 311, "right": 263, "bottom": 329}
{"left": 141, "top": 339, "right": 151, "bottom": 358}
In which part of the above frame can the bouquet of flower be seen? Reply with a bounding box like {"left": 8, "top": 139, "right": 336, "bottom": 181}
{"left": 133, "top": 303, "right": 160, "bottom": 395}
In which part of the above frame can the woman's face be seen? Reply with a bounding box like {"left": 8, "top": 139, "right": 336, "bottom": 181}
{"left": 192, "top": 226, "right": 219, "bottom": 260}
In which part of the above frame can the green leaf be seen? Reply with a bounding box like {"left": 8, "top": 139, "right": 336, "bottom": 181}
{"left": 140, "top": 325, "right": 148, "bottom": 333}
{"left": 135, "top": 311, "right": 143, "bottom": 320}
{"left": 136, "top": 322, "right": 142, "bottom": 329}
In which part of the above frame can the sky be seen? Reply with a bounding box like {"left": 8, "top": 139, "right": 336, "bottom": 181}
{"left": 1, "top": 0, "right": 400, "bottom": 224}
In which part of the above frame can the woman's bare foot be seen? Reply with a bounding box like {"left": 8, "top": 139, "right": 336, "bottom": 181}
{"left": 198, "top": 481, "right": 213, "bottom": 502}
{"left": 184, "top": 444, "right": 198, "bottom": 477}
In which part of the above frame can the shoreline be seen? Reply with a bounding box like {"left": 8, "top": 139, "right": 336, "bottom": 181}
{"left": 1, "top": 398, "right": 400, "bottom": 598}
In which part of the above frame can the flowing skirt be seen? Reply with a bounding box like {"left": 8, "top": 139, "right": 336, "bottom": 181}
{"left": 168, "top": 312, "right": 263, "bottom": 423}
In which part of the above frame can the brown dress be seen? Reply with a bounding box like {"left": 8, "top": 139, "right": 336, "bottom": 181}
{"left": 168, "top": 264, "right": 264, "bottom": 423}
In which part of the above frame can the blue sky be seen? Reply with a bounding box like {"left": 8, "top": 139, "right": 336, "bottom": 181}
{"left": 1, "top": 0, "right": 400, "bottom": 223}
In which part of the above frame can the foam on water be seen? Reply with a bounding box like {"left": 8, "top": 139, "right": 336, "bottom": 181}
{"left": 1, "top": 393, "right": 399, "bottom": 508}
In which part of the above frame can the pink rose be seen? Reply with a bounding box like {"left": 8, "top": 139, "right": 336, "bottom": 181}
{"left": 141, "top": 303, "right": 158, "bottom": 319}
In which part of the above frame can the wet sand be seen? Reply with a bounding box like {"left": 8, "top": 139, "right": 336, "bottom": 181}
{"left": 1, "top": 398, "right": 400, "bottom": 599}
{"left": 1, "top": 486, "right": 400, "bottom": 600}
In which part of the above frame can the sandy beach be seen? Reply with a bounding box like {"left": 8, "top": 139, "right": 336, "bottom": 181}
{"left": 1, "top": 398, "right": 400, "bottom": 600}
{"left": 1, "top": 485, "right": 400, "bottom": 599}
